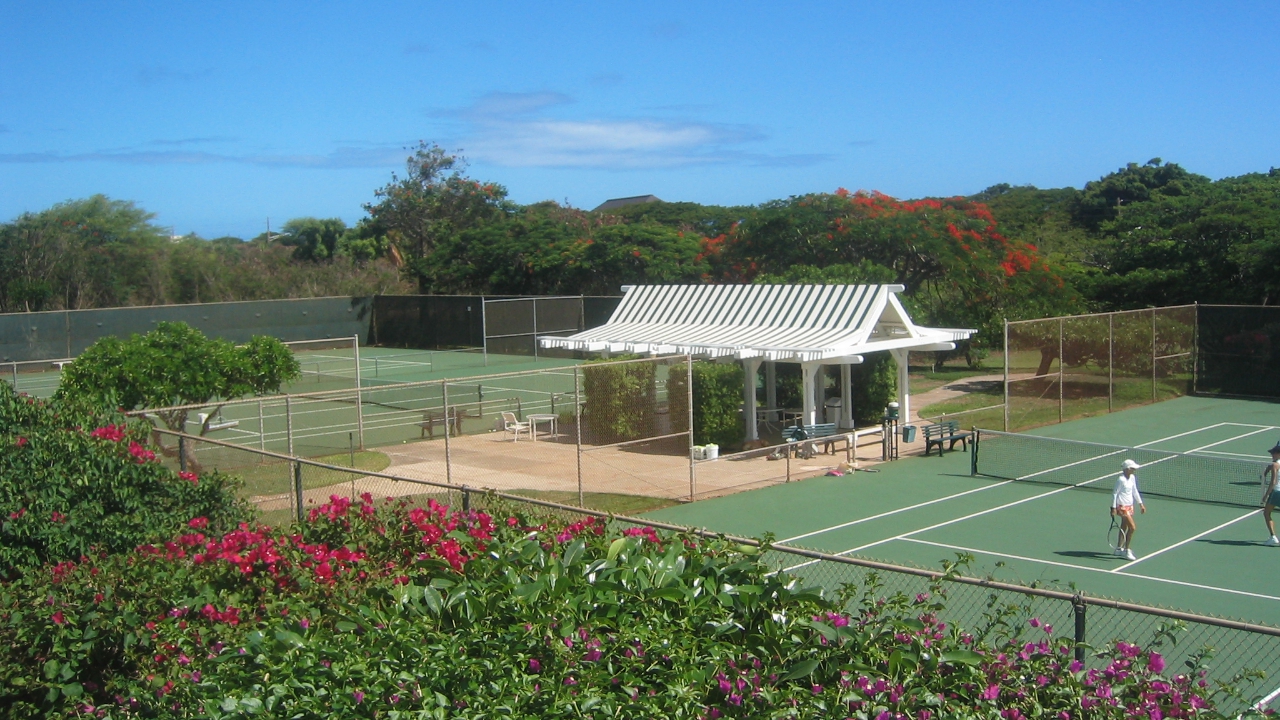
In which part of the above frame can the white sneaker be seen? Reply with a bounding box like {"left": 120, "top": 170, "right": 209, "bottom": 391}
{"left": 1266, "top": 536, "right": 1279, "bottom": 547}
{"left": 1124, "top": 549, "right": 1136, "bottom": 561}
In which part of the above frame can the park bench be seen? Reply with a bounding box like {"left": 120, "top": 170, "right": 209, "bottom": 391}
{"left": 783, "top": 422, "right": 849, "bottom": 457}
{"left": 922, "top": 419, "right": 973, "bottom": 457}
{"left": 419, "top": 406, "right": 481, "bottom": 439}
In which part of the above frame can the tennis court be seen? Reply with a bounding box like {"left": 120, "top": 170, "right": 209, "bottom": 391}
{"left": 647, "top": 394, "right": 1279, "bottom": 626}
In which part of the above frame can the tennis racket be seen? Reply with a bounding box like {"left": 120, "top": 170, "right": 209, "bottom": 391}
{"left": 1107, "top": 513, "right": 1120, "bottom": 551}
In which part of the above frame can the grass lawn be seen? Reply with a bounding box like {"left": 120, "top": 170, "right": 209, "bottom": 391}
{"left": 230, "top": 450, "right": 392, "bottom": 497}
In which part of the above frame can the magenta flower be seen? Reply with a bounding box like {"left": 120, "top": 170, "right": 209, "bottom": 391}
{"left": 982, "top": 684, "right": 1000, "bottom": 700}
{"left": 352, "top": 690, "right": 364, "bottom": 704}
{"left": 1148, "top": 651, "right": 1166, "bottom": 674}
{"left": 528, "top": 658, "right": 540, "bottom": 673}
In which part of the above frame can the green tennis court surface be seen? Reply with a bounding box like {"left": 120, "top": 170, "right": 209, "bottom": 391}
{"left": 645, "top": 395, "right": 1280, "bottom": 627}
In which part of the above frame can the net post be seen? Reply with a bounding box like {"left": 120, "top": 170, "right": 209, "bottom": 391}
{"left": 179, "top": 436, "right": 187, "bottom": 473}
{"left": 285, "top": 395, "right": 294, "bottom": 456}
{"left": 462, "top": 487, "right": 471, "bottom": 513}
{"left": 532, "top": 298, "right": 539, "bottom": 361}
{"left": 1072, "top": 595, "right": 1087, "bottom": 664}
{"left": 293, "top": 460, "right": 304, "bottom": 524}
{"left": 353, "top": 334, "right": 365, "bottom": 450}
{"left": 574, "top": 365, "right": 583, "bottom": 508}
{"left": 10, "top": 362, "right": 16, "bottom": 389}
{"left": 1002, "top": 319, "right": 1009, "bottom": 431}
{"left": 970, "top": 429, "right": 979, "bottom": 476}
{"left": 442, "top": 380, "right": 452, "bottom": 486}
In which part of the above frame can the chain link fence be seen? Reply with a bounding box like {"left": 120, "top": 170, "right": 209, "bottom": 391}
{"left": 151, "top": 425, "right": 1280, "bottom": 714}
{"left": 1196, "top": 304, "right": 1280, "bottom": 399}
{"left": 1004, "top": 305, "right": 1196, "bottom": 432}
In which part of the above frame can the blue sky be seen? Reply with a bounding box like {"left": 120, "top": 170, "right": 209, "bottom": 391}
{"left": 3, "top": 2, "right": 1278, "bottom": 239}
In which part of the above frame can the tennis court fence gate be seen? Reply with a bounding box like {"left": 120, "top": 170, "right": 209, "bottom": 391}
{"left": 154, "top": 426, "right": 1280, "bottom": 714}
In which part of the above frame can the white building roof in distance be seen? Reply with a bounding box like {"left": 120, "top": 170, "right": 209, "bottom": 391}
{"left": 540, "top": 284, "right": 975, "bottom": 363}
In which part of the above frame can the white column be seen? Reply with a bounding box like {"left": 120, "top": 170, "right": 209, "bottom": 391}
{"left": 814, "top": 365, "right": 826, "bottom": 423}
{"left": 890, "top": 349, "right": 910, "bottom": 425}
{"left": 765, "top": 361, "right": 778, "bottom": 420}
{"left": 742, "top": 358, "right": 761, "bottom": 441}
{"left": 840, "top": 363, "right": 853, "bottom": 429}
{"left": 801, "top": 362, "right": 819, "bottom": 426}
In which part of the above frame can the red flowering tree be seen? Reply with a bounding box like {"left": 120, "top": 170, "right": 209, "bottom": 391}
{"left": 711, "top": 189, "right": 1079, "bottom": 355}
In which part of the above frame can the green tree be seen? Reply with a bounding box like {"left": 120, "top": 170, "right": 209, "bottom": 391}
{"left": 364, "top": 143, "right": 513, "bottom": 291}
{"left": 55, "top": 322, "right": 300, "bottom": 469}
{"left": 279, "top": 217, "right": 349, "bottom": 261}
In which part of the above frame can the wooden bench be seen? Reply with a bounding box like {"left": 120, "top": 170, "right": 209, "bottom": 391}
{"left": 923, "top": 419, "right": 973, "bottom": 456}
{"left": 783, "top": 423, "right": 848, "bottom": 456}
{"left": 419, "top": 406, "right": 481, "bottom": 439}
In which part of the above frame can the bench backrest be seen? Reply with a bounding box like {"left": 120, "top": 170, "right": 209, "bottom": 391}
{"left": 785, "top": 423, "right": 838, "bottom": 440}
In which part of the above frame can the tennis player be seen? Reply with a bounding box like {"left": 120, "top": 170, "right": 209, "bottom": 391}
{"left": 1112, "top": 459, "right": 1145, "bottom": 561}
{"left": 1263, "top": 443, "right": 1280, "bottom": 547}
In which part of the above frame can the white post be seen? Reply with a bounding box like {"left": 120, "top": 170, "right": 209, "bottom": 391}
{"left": 840, "top": 363, "right": 853, "bottom": 430}
{"left": 743, "top": 358, "right": 761, "bottom": 441}
{"left": 687, "top": 355, "right": 695, "bottom": 501}
{"left": 890, "top": 349, "right": 910, "bottom": 426}
{"left": 442, "top": 380, "right": 452, "bottom": 485}
{"left": 352, "top": 334, "right": 364, "bottom": 450}
{"left": 801, "top": 362, "right": 819, "bottom": 426}
{"left": 814, "top": 365, "right": 826, "bottom": 423}
{"left": 765, "top": 361, "right": 778, "bottom": 421}
{"left": 258, "top": 399, "right": 265, "bottom": 453}
{"left": 285, "top": 395, "right": 294, "bottom": 456}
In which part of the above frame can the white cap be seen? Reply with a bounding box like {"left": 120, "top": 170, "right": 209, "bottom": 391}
{"left": 1122, "top": 459, "right": 1140, "bottom": 470}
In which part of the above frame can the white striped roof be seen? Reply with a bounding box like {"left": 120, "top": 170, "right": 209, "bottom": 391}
{"left": 541, "top": 284, "right": 974, "bottom": 362}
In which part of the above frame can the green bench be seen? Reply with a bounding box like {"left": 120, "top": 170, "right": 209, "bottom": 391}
{"left": 783, "top": 423, "right": 845, "bottom": 456}
{"left": 922, "top": 419, "right": 973, "bottom": 456}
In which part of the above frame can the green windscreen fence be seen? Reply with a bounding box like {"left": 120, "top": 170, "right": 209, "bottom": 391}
{"left": 1196, "top": 305, "right": 1280, "bottom": 399}
{"left": 0, "top": 297, "right": 373, "bottom": 362}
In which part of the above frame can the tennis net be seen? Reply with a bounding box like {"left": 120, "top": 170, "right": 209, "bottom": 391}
{"left": 973, "top": 429, "right": 1270, "bottom": 508}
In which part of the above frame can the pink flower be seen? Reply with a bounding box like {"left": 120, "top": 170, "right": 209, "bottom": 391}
{"left": 178, "top": 471, "right": 198, "bottom": 485}
{"left": 982, "top": 684, "right": 1000, "bottom": 700}
{"left": 528, "top": 658, "right": 541, "bottom": 673}
{"left": 353, "top": 690, "right": 364, "bottom": 704}
{"left": 1148, "top": 651, "right": 1166, "bottom": 674}
{"left": 15, "top": 436, "right": 27, "bottom": 447}
{"left": 188, "top": 517, "right": 208, "bottom": 529}
{"left": 52, "top": 611, "right": 66, "bottom": 625}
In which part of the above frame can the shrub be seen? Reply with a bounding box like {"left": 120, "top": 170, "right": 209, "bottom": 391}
{"left": 0, "top": 383, "right": 251, "bottom": 580}
{"left": 581, "top": 357, "right": 657, "bottom": 444}
{"left": 0, "top": 493, "right": 1254, "bottom": 718}
{"left": 852, "top": 353, "right": 897, "bottom": 426}
{"left": 669, "top": 361, "right": 746, "bottom": 449}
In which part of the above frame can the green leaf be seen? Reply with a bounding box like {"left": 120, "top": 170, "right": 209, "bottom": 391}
{"left": 563, "top": 538, "right": 585, "bottom": 567}
{"left": 335, "top": 621, "right": 358, "bottom": 633}
{"left": 60, "top": 682, "right": 83, "bottom": 699}
{"left": 780, "top": 658, "right": 820, "bottom": 681}
{"left": 940, "top": 650, "right": 984, "bottom": 665}
{"left": 274, "top": 630, "right": 306, "bottom": 648}
{"left": 607, "top": 537, "right": 627, "bottom": 562}
{"left": 423, "top": 585, "right": 443, "bottom": 615}
{"left": 652, "top": 587, "right": 686, "bottom": 602}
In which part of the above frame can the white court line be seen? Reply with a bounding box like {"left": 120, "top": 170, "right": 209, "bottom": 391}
{"left": 1193, "top": 449, "right": 1270, "bottom": 460}
{"left": 1256, "top": 683, "right": 1280, "bottom": 712}
{"left": 778, "top": 481, "right": 1016, "bottom": 544}
{"left": 898, "top": 537, "right": 1280, "bottom": 602}
{"left": 779, "top": 423, "right": 1242, "bottom": 552}
{"left": 1112, "top": 509, "right": 1261, "bottom": 572}
{"left": 782, "top": 427, "right": 1276, "bottom": 573}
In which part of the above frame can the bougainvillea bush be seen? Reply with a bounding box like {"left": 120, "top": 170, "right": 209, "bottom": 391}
{"left": 0, "top": 383, "right": 251, "bottom": 580}
{"left": 1, "top": 489, "right": 1260, "bottom": 719}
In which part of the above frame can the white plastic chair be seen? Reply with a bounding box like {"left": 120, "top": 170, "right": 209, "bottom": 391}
{"left": 501, "top": 411, "right": 530, "bottom": 442}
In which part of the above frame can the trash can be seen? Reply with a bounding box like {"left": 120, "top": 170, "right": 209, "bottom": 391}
{"left": 884, "top": 402, "right": 900, "bottom": 421}
{"left": 901, "top": 425, "right": 917, "bottom": 443}
{"left": 705, "top": 444, "right": 719, "bottom": 460}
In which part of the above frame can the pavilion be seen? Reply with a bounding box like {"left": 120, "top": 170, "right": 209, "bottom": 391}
{"left": 539, "top": 285, "right": 975, "bottom": 439}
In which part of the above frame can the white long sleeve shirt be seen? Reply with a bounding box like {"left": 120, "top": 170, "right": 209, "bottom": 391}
{"left": 1112, "top": 473, "right": 1143, "bottom": 508}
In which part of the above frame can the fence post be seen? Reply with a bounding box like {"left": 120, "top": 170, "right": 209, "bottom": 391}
{"left": 1151, "top": 309, "right": 1158, "bottom": 404}
{"left": 1058, "top": 317, "right": 1064, "bottom": 424}
{"left": 462, "top": 487, "right": 471, "bottom": 513}
{"left": 179, "top": 435, "right": 187, "bottom": 473}
{"left": 285, "top": 395, "right": 294, "bottom": 456}
{"left": 353, "top": 334, "right": 365, "bottom": 450}
{"left": 687, "top": 355, "right": 696, "bottom": 501}
{"left": 442, "top": 380, "right": 452, "bottom": 486}
{"left": 1108, "top": 314, "right": 1114, "bottom": 414}
{"left": 1002, "top": 319, "right": 1010, "bottom": 432}
{"left": 293, "top": 461, "right": 304, "bottom": 524}
{"left": 10, "top": 362, "right": 16, "bottom": 389}
{"left": 574, "top": 366, "right": 584, "bottom": 508}
{"left": 1073, "top": 595, "right": 1088, "bottom": 664}
{"left": 257, "top": 399, "right": 266, "bottom": 455}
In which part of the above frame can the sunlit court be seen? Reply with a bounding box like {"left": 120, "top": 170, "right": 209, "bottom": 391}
{"left": 647, "top": 395, "right": 1280, "bottom": 701}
